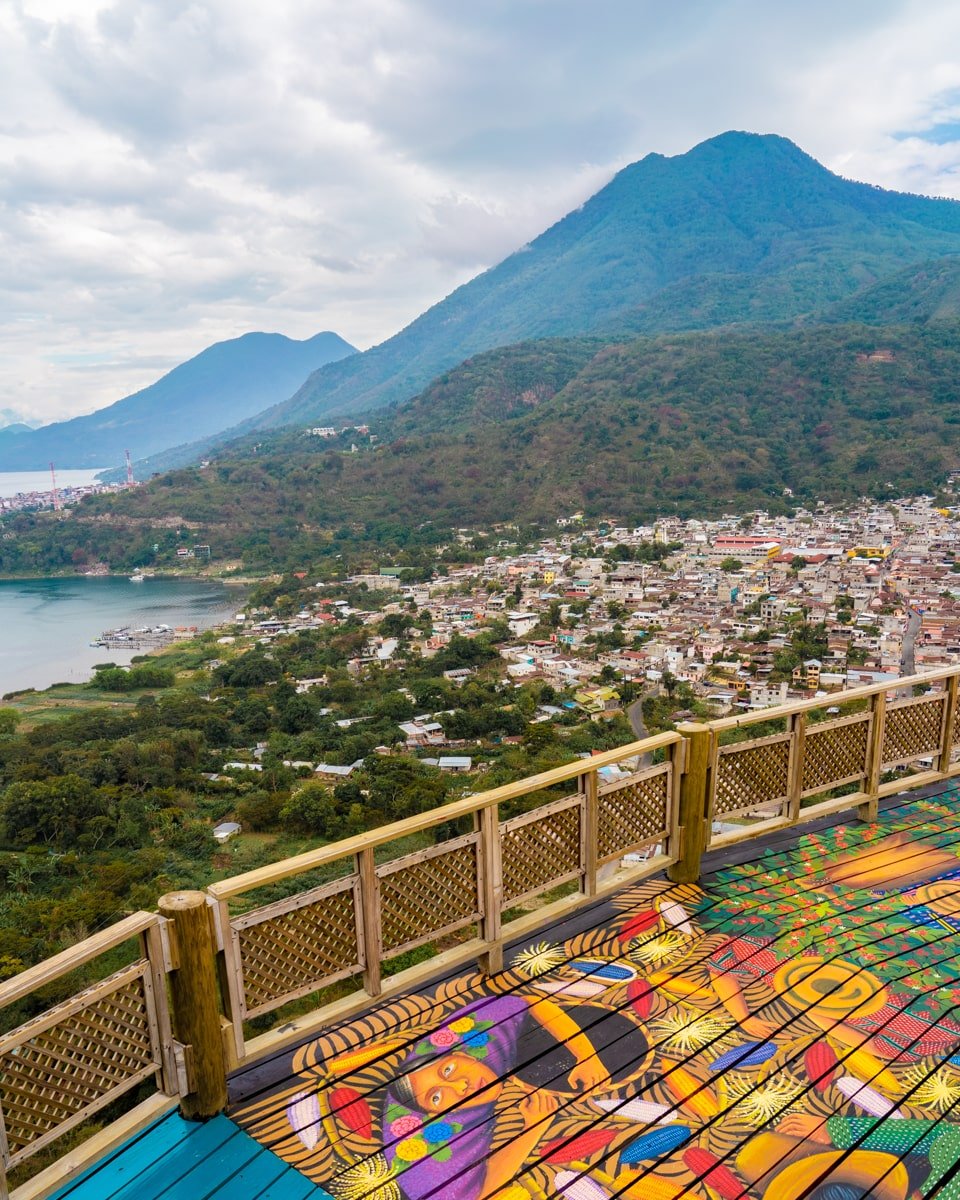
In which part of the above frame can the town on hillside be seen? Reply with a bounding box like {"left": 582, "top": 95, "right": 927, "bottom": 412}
{"left": 203, "top": 482, "right": 960, "bottom": 780}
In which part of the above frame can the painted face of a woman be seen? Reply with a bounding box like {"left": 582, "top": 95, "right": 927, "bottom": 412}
{"left": 407, "top": 1052, "right": 501, "bottom": 1113}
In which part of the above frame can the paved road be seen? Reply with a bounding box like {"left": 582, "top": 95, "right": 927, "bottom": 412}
{"left": 627, "top": 694, "right": 654, "bottom": 768}
{"left": 901, "top": 606, "right": 922, "bottom": 677}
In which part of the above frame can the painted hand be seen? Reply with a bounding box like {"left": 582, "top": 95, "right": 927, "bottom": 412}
{"left": 519, "top": 1088, "right": 560, "bottom": 1128}
{"left": 568, "top": 1057, "right": 606, "bottom": 1092}
{"left": 777, "top": 1113, "right": 831, "bottom": 1143}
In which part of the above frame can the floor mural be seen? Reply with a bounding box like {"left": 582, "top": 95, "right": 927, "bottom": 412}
{"left": 233, "top": 789, "right": 960, "bottom": 1199}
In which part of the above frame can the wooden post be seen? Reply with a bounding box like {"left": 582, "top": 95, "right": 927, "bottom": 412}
{"left": 357, "top": 848, "right": 382, "bottom": 997}
{"left": 862, "top": 691, "right": 887, "bottom": 822}
{"left": 477, "top": 804, "right": 503, "bottom": 975}
{"left": 157, "top": 891, "right": 227, "bottom": 1120}
{"left": 581, "top": 770, "right": 599, "bottom": 898}
{"left": 667, "top": 723, "right": 711, "bottom": 885}
{"left": 787, "top": 711, "right": 806, "bottom": 822}
{"left": 938, "top": 674, "right": 959, "bottom": 776}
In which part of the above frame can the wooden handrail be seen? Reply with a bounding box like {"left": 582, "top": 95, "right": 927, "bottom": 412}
{"left": 208, "top": 730, "right": 682, "bottom": 899}
{"left": 708, "top": 665, "right": 954, "bottom": 731}
{"left": 0, "top": 911, "right": 160, "bottom": 1009}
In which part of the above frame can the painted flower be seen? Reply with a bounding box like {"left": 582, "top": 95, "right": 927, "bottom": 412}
{"left": 395, "top": 1136, "right": 428, "bottom": 1162}
{"left": 448, "top": 1017, "right": 475, "bottom": 1034}
{"left": 429, "top": 1028, "right": 458, "bottom": 1048}
{"left": 423, "top": 1121, "right": 454, "bottom": 1143}
{"left": 390, "top": 1115, "right": 423, "bottom": 1138}
{"left": 462, "top": 1031, "right": 489, "bottom": 1049}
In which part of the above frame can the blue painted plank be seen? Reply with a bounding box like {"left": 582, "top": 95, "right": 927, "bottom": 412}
{"left": 74, "top": 1116, "right": 237, "bottom": 1200}
{"left": 256, "top": 1165, "right": 325, "bottom": 1199}
{"left": 50, "top": 1113, "right": 203, "bottom": 1200}
{"left": 206, "top": 1147, "right": 296, "bottom": 1199}
{"left": 153, "top": 1124, "right": 261, "bottom": 1200}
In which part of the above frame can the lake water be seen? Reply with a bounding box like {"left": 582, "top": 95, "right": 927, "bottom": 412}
{"left": 0, "top": 468, "right": 107, "bottom": 498}
{"left": 0, "top": 576, "right": 243, "bottom": 696}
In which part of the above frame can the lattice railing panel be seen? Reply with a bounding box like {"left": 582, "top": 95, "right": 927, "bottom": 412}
{"left": 714, "top": 734, "right": 791, "bottom": 818}
{"left": 501, "top": 797, "right": 582, "bottom": 905}
{"left": 236, "top": 879, "right": 361, "bottom": 1015}
{"left": 802, "top": 713, "right": 871, "bottom": 794}
{"left": 598, "top": 768, "right": 670, "bottom": 862}
{"left": 378, "top": 835, "right": 481, "bottom": 955}
{"left": 0, "top": 967, "right": 157, "bottom": 1161}
{"left": 882, "top": 694, "right": 945, "bottom": 766}
{"left": 952, "top": 698, "right": 960, "bottom": 750}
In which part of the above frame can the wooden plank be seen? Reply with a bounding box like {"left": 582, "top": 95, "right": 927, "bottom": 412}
{"left": 938, "top": 672, "right": 959, "bottom": 773}
{"left": 36, "top": 1107, "right": 189, "bottom": 1200}
{"left": 787, "top": 711, "right": 805, "bottom": 821}
{"left": 56, "top": 1116, "right": 238, "bottom": 1200}
{"left": 0, "top": 915, "right": 158, "bottom": 1010}
{"left": 147, "top": 1125, "right": 258, "bottom": 1200}
{"left": 206, "top": 731, "right": 682, "bottom": 899}
{"left": 140, "top": 924, "right": 177, "bottom": 1098}
{"left": 212, "top": 1152, "right": 294, "bottom": 1200}
{"left": 254, "top": 1165, "right": 318, "bottom": 1200}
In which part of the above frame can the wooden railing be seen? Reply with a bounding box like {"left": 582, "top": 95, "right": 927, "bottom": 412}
{"left": 207, "top": 731, "right": 683, "bottom": 1064}
{"left": 6, "top": 667, "right": 960, "bottom": 1197}
{"left": 0, "top": 913, "right": 177, "bottom": 1200}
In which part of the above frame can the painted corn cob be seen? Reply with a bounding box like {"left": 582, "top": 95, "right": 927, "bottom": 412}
{"left": 543, "top": 1128, "right": 618, "bottom": 1164}
{"left": 627, "top": 979, "right": 654, "bottom": 1019}
{"left": 619, "top": 1124, "right": 692, "bottom": 1163}
{"left": 553, "top": 1170, "right": 612, "bottom": 1199}
{"left": 805, "top": 1041, "right": 839, "bottom": 1092}
{"left": 662, "top": 1060, "right": 720, "bottom": 1118}
{"left": 329, "top": 1085, "right": 373, "bottom": 1138}
{"left": 613, "top": 1170, "right": 685, "bottom": 1198}
{"left": 286, "top": 1089, "right": 321, "bottom": 1150}
{"left": 593, "top": 1096, "right": 676, "bottom": 1124}
{"left": 682, "top": 1147, "right": 745, "bottom": 1199}
{"left": 620, "top": 909, "right": 659, "bottom": 940}
{"left": 656, "top": 896, "right": 695, "bottom": 934}
{"left": 708, "top": 1041, "right": 778, "bottom": 1072}
{"left": 835, "top": 1075, "right": 906, "bottom": 1118}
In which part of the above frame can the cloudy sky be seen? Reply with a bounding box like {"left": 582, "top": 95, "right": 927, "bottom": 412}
{"left": 4, "top": 0, "right": 960, "bottom": 424}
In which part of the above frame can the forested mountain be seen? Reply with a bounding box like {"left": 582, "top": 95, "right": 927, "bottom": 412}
{"left": 0, "top": 331, "right": 356, "bottom": 472}
{"left": 234, "top": 132, "right": 960, "bottom": 431}
{"left": 7, "top": 322, "right": 960, "bottom": 576}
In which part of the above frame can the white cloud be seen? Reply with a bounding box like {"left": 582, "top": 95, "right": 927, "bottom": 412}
{"left": 2, "top": 0, "right": 960, "bottom": 426}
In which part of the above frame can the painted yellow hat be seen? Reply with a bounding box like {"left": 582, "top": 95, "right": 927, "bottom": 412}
{"left": 761, "top": 1149, "right": 909, "bottom": 1200}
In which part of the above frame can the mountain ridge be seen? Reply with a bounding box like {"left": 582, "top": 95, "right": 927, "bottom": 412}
{"left": 145, "top": 131, "right": 960, "bottom": 475}
{"left": 0, "top": 330, "right": 357, "bottom": 472}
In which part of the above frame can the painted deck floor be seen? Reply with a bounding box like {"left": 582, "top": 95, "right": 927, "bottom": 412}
{"left": 54, "top": 784, "right": 960, "bottom": 1200}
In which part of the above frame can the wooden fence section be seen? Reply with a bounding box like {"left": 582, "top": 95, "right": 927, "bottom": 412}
{"left": 0, "top": 913, "right": 177, "bottom": 1199}
{"left": 208, "top": 732, "right": 683, "bottom": 1061}
{"left": 9, "top": 668, "right": 960, "bottom": 1198}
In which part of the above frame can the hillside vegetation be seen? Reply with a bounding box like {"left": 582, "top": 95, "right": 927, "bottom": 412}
{"left": 4, "top": 322, "right": 960, "bottom": 575}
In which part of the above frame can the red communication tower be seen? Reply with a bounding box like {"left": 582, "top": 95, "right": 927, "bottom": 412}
{"left": 125, "top": 449, "right": 134, "bottom": 487}
{"left": 50, "top": 462, "right": 60, "bottom": 512}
